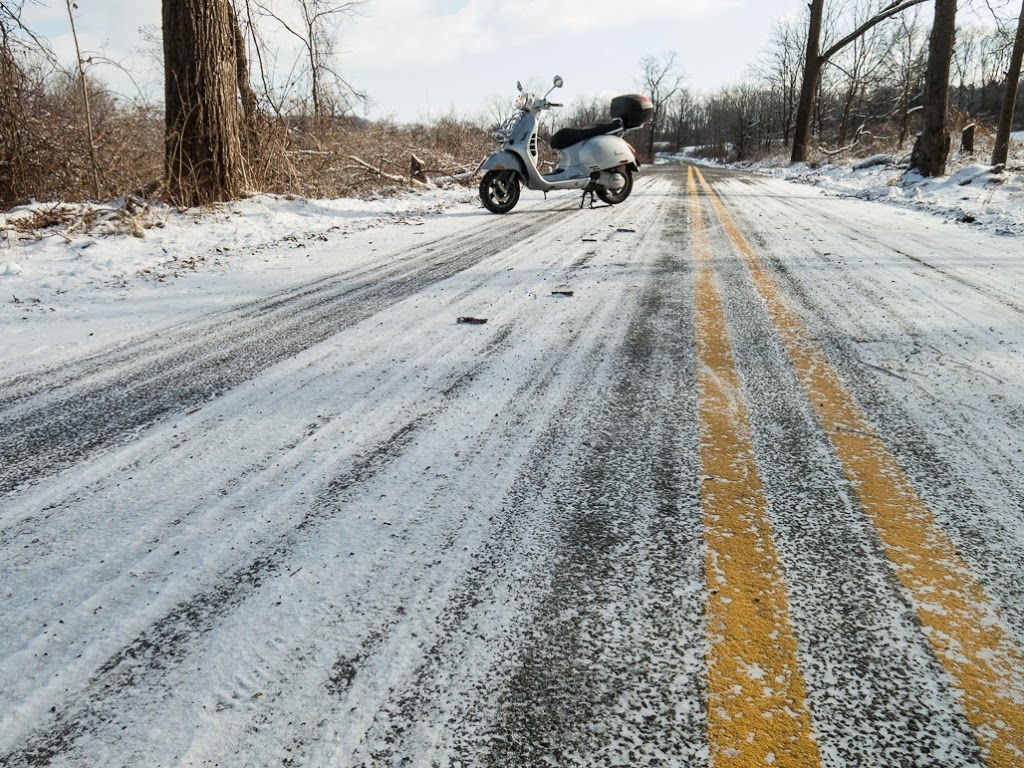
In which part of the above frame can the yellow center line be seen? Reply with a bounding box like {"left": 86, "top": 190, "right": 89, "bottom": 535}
{"left": 694, "top": 165, "right": 1024, "bottom": 768}
{"left": 688, "top": 167, "right": 821, "bottom": 767}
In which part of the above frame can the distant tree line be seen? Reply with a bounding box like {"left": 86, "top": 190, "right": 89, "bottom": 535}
{"left": 623, "top": 1, "right": 1024, "bottom": 176}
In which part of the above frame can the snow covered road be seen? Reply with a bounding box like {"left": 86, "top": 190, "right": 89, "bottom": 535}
{"left": 1, "top": 165, "right": 1023, "bottom": 766}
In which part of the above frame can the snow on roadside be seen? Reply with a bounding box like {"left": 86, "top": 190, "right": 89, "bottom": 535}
{"left": 665, "top": 135, "right": 1024, "bottom": 238}
{"left": 749, "top": 158, "right": 1024, "bottom": 236}
{"left": 0, "top": 186, "right": 479, "bottom": 378}
{"left": 1, "top": 188, "right": 475, "bottom": 301}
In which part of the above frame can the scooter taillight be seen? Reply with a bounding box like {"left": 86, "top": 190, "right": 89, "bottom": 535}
{"left": 626, "top": 142, "right": 637, "bottom": 157}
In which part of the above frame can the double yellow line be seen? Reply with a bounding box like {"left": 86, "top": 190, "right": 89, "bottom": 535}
{"left": 688, "top": 166, "right": 1024, "bottom": 767}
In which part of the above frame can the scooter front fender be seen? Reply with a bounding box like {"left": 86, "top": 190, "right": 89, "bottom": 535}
{"left": 480, "top": 151, "right": 527, "bottom": 179}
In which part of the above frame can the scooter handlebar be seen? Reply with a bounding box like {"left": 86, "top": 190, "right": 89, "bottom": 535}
{"left": 548, "top": 101, "right": 563, "bottom": 107}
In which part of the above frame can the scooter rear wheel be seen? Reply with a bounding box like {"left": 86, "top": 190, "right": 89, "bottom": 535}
{"left": 480, "top": 170, "right": 521, "bottom": 214}
{"left": 596, "top": 167, "right": 633, "bottom": 205}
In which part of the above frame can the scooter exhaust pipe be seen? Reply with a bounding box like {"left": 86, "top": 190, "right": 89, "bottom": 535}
{"left": 597, "top": 171, "right": 626, "bottom": 191}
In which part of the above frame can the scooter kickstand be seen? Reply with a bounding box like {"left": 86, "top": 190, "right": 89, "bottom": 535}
{"left": 580, "top": 189, "right": 596, "bottom": 209}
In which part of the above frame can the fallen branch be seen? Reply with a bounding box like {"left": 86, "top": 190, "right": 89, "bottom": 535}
{"left": 821, "top": 126, "right": 880, "bottom": 158}
{"left": 410, "top": 153, "right": 428, "bottom": 183}
{"left": 349, "top": 155, "right": 430, "bottom": 187}
{"left": 852, "top": 154, "right": 896, "bottom": 170}
{"left": 429, "top": 166, "right": 481, "bottom": 185}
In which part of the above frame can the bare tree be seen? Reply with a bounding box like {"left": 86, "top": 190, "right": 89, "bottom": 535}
{"left": 829, "top": 0, "right": 895, "bottom": 147}
{"left": 953, "top": 24, "right": 986, "bottom": 112}
{"left": 724, "top": 82, "right": 762, "bottom": 160}
{"left": 979, "top": 21, "right": 1013, "bottom": 96}
{"left": 64, "top": 0, "right": 102, "bottom": 199}
{"left": 762, "top": 17, "right": 806, "bottom": 146}
{"left": 993, "top": 1, "right": 1024, "bottom": 166}
{"left": 792, "top": 0, "right": 826, "bottom": 162}
{"left": 886, "top": 8, "right": 928, "bottom": 148}
{"left": 251, "top": 0, "right": 366, "bottom": 119}
{"left": 638, "top": 51, "right": 684, "bottom": 161}
{"left": 163, "top": 0, "right": 247, "bottom": 206}
{"left": 667, "top": 89, "right": 698, "bottom": 152}
{"left": 911, "top": 0, "right": 957, "bottom": 175}
{"left": 792, "top": 0, "right": 933, "bottom": 163}
{"left": 226, "top": 1, "right": 259, "bottom": 121}
{"left": 1, "top": 1, "right": 54, "bottom": 205}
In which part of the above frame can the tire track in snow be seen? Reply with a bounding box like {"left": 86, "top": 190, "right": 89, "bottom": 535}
{"left": 144, "top": 176, "right": 684, "bottom": 768}
{"left": 487, "top": 238, "right": 704, "bottom": 767}
{"left": 745, "top": 178, "right": 1024, "bottom": 318}
{"left": 0, "top": 326, "right": 520, "bottom": 768}
{"left": 0, "top": 205, "right": 573, "bottom": 495}
{"left": 0, "top": 181, "right": 671, "bottom": 766}
{"left": 211, "top": 179, "right": 681, "bottom": 767}
{"left": 390, "top": 183, "right": 705, "bottom": 768}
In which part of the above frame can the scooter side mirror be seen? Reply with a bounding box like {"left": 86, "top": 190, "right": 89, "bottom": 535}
{"left": 553, "top": 75, "right": 564, "bottom": 88}
{"left": 517, "top": 81, "right": 523, "bottom": 92}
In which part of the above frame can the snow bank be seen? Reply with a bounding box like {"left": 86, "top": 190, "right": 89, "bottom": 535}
{"left": 658, "top": 133, "right": 1024, "bottom": 237}
{"left": 741, "top": 155, "right": 1024, "bottom": 236}
{"left": 1, "top": 188, "right": 474, "bottom": 302}
{"left": 0, "top": 186, "right": 478, "bottom": 377}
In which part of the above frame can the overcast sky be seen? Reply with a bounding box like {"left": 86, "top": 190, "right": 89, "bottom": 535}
{"left": 17, "top": 0, "right": 914, "bottom": 121}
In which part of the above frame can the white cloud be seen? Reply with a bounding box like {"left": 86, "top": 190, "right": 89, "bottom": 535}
{"left": 346, "top": 0, "right": 740, "bottom": 69}
{"left": 497, "top": 0, "right": 738, "bottom": 34}
{"left": 345, "top": 0, "right": 494, "bottom": 68}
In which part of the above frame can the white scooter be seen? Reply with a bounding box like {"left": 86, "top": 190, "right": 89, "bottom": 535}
{"left": 478, "top": 76, "right": 653, "bottom": 213}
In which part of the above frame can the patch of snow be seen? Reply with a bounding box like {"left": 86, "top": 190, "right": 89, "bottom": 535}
{"left": 737, "top": 156, "right": 1024, "bottom": 236}
{"left": 0, "top": 186, "right": 478, "bottom": 378}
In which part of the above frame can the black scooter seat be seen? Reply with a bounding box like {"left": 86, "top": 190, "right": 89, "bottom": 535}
{"left": 550, "top": 120, "right": 621, "bottom": 151}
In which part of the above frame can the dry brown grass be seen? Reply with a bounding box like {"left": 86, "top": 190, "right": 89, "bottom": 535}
{"left": 5, "top": 197, "right": 165, "bottom": 239}
{"left": 1, "top": 84, "right": 495, "bottom": 210}
{"left": 244, "top": 114, "right": 494, "bottom": 199}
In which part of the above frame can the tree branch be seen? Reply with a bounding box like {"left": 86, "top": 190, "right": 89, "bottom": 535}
{"left": 821, "top": 0, "right": 932, "bottom": 62}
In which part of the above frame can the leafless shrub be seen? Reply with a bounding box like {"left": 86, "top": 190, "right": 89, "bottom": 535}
{"left": 0, "top": 0, "right": 487, "bottom": 212}
{"left": 7, "top": 197, "right": 165, "bottom": 239}
{"left": 239, "top": 113, "right": 493, "bottom": 199}
{"left": 2, "top": 84, "right": 493, "bottom": 211}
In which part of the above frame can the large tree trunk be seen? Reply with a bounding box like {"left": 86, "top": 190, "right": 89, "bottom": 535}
{"left": 992, "top": 1, "right": 1024, "bottom": 167}
{"left": 911, "top": 0, "right": 956, "bottom": 176}
{"left": 791, "top": 0, "right": 824, "bottom": 163}
{"left": 163, "top": 0, "right": 246, "bottom": 207}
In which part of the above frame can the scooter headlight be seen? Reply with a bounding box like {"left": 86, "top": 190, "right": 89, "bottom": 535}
{"left": 515, "top": 92, "right": 529, "bottom": 110}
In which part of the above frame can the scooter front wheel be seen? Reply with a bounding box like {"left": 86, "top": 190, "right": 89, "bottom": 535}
{"left": 480, "top": 170, "right": 521, "bottom": 214}
{"left": 597, "top": 167, "right": 634, "bottom": 205}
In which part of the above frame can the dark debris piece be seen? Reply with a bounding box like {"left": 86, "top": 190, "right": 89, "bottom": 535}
{"left": 456, "top": 317, "right": 488, "bottom": 325}
{"left": 551, "top": 291, "right": 575, "bottom": 297}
